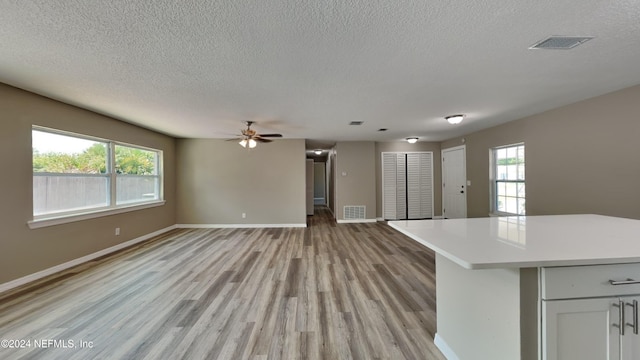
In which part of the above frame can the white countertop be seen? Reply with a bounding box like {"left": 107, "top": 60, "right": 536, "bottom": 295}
{"left": 388, "top": 214, "right": 640, "bottom": 269}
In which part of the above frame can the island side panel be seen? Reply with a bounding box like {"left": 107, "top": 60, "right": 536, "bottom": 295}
{"left": 435, "top": 253, "right": 521, "bottom": 360}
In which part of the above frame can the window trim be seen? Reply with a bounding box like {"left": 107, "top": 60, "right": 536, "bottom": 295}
{"left": 28, "top": 200, "right": 166, "bottom": 229}
{"left": 489, "top": 142, "right": 525, "bottom": 216}
{"left": 31, "top": 126, "right": 164, "bottom": 227}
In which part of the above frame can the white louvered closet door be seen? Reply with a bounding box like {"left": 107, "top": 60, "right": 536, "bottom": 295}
{"left": 407, "top": 153, "right": 433, "bottom": 219}
{"left": 382, "top": 152, "right": 433, "bottom": 220}
{"left": 383, "top": 153, "right": 398, "bottom": 220}
{"left": 395, "top": 154, "right": 407, "bottom": 220}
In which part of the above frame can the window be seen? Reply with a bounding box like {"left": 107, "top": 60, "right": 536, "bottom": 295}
{"left": 491, "top": 143, "right": 525, "bottom": 215}
{"left": 32, "top": 127, "right": 163, "bottom": 220}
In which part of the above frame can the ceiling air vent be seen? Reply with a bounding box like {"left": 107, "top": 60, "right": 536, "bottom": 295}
{"left": 349, "top": 121, "right": 364, "bottom": 126}
{"left": 529, "top": 36, "right": 594, "bottom": 50}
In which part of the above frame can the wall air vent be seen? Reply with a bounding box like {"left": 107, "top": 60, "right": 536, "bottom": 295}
{"left": 344, "top": 206, "right": 366, "bottom": 220}
{"left": 349, "top": 121, "right": 364, "bottom": 126}
{"left": 529, "top": 36, "right": 594, "bottom": 50}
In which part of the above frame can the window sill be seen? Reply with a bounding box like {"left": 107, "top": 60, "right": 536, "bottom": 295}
{"left": 28, "top": 200, "right": 166, "bottom": 229}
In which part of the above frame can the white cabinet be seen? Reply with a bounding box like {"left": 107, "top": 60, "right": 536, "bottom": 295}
{"left": 620, "top": 296, "right": 640, "bottom": 360}
{"left": 543, "top": 297, "right": 619, "bottom": 359}
{"left": 541, "top": 264, "right": 640, "bottom": 360}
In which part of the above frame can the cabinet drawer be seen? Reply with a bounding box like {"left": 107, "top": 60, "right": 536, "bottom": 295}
{"left": 542, "top": 263, "right": 640, "bottom": 300}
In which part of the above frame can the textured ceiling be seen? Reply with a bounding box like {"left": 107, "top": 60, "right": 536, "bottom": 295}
{"left": 1, "top": 0, "right": 639, "bottom": 144}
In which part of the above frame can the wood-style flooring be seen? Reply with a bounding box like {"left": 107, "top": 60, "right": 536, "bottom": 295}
{"left": 0, "top": 207, "right": 444, "bottom": 360}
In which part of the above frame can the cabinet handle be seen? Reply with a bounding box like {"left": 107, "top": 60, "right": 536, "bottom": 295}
{"left": 614, "top": 300, "right": 625, "bottom": 335}
{"left": 609, "top": 278, "right": 640, "bottom": 285}
{"left": 626, "top": 300, "right": 639, "bottom": 335}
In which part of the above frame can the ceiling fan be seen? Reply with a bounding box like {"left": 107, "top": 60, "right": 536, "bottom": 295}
{"left": 230, "top": 121, "right": 283, "bottom": 148}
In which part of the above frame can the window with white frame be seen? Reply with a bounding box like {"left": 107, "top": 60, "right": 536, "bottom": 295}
{"left": 32, "top": 127, "right": 162, "bottom": 218}
{"left": 491, "top": 143, "right": 525, "bottom": 215}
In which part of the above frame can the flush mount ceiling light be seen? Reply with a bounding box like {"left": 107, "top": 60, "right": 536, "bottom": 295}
{"left": 406, "top": 137, "right": 418, "bottom": 144}
{"left": 314, "top": 149, "right": 323, "bottom": 155}
{"left": 446, "top": 114, "right": 464, "bottom": 125}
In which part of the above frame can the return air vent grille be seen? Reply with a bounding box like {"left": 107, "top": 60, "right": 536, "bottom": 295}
{"left": 344, "top": 206, "right": 366, "bottom": 220}
{"left": 529, "top": 36, "right": 594, "bottom": 50}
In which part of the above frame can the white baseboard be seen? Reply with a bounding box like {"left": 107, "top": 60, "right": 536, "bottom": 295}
{"left": 433, "top": 215, "right": 444, "bottom": 219}
{"left": 336, "top": 219, "right": 378, "bottom": 224}
{"left": 377, "top": 217, "right": 385, "bottom": 222}
{"left": 0, "top": 225, "right": 177, "bottom": 295}
{"left": 434, "top": 333, "right": 460, "bottom": 360}
{"left": 176, "top": 223, "right": 307, "bottom": 229}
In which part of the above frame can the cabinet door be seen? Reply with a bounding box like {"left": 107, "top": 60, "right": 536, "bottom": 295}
{"left": 543, "top": 298, "right": 620, "bottom": 360}
{"left": 621, "top": 296, "right": 640, "bottom": 360}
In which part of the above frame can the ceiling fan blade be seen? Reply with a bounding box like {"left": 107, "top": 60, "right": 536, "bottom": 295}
{"left": 254, "top": 137, "right": 273, "bottom": 143}
{"left": 226, "top": 138, "right": 243, "bottom": 141}
{"left": 258, "top": 133, "right": 283, "bottom": 138}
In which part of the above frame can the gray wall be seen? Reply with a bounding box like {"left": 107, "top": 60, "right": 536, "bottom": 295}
{"left": 0, "top": 83, "right": 177, "bottom": 284}
{"left": 375, "top": 141, "right": 442, "bottom": 218}
{"left": 176, "top": 138, "right": 307, "bottom": 225}
{"left": 441, "top": 84, "right": 640, "bottom": 219}
{"left": 335, "top": 141, "right": 377, "bottom": 220}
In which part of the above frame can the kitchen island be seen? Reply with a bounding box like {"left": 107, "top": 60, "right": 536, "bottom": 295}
{"left": 389, "top": 214, "right": 640, "bottom": 360}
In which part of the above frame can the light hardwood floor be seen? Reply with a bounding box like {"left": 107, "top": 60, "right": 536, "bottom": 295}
{"left": 0, "top": 207, "right": 444, "bottom": 360}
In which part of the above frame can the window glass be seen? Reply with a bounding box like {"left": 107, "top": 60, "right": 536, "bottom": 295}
{"left": 115, "top": 145, "right": 160, "bottom": 205}
{"left": 32, "top": 130, "right": 109, "bottom": 215}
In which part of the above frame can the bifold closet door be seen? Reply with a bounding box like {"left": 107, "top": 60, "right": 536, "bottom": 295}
{"left": 383, "top": 153, "right": 406, "bottom": 220}
{"left": 407, "top": 153, "right": 433, "bottom": 219}
{"left": 383, "top": 152, "right": 433, "bottom": 220}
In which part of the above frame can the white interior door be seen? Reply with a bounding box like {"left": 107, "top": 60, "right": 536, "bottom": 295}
{"left": 442, "top": 146, "right": 467, "bottom": 218}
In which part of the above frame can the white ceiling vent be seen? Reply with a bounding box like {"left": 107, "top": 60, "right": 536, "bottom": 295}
{"left": 529, "top": 36, "right": 594, "bottom": 50}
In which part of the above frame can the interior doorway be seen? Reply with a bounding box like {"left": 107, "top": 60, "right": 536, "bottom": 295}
{"left": 313, "top": 162, "right": 326, "bottom": 205}
{"left": 442, "top": 145, "right": 467, "bottom": 218}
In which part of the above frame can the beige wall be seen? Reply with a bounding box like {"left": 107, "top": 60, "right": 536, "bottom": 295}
{"left": 335, "top": 141, "right": 377, "bottom": 220}
{"left": 441, "top": 84, "right": 640, "bottom": 219}
{"left": 176, "top": 139, "right": 307, "bottom": 225}
{"left": 0, "top": 83, "right": 177, "bottom": 284}
{"left": 375, "top": 141, "right": 443, "bottom": 218}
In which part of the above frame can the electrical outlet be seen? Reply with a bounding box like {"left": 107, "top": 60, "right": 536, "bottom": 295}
{"left": 115, "top": 227, "right": 120, "bottom": 236}
{"left": 242, "top": 213, "right": 246, "bottom": 219}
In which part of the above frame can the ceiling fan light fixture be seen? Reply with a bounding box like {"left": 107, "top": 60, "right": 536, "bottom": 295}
{"left": 446, "top": 114, "right": 464, "bottom": 125}
{"left": 406, "top": 137, "right": 418, "bottom": 144}
{"left": 239, "top": 139, "right": 257, "bottom": 148}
